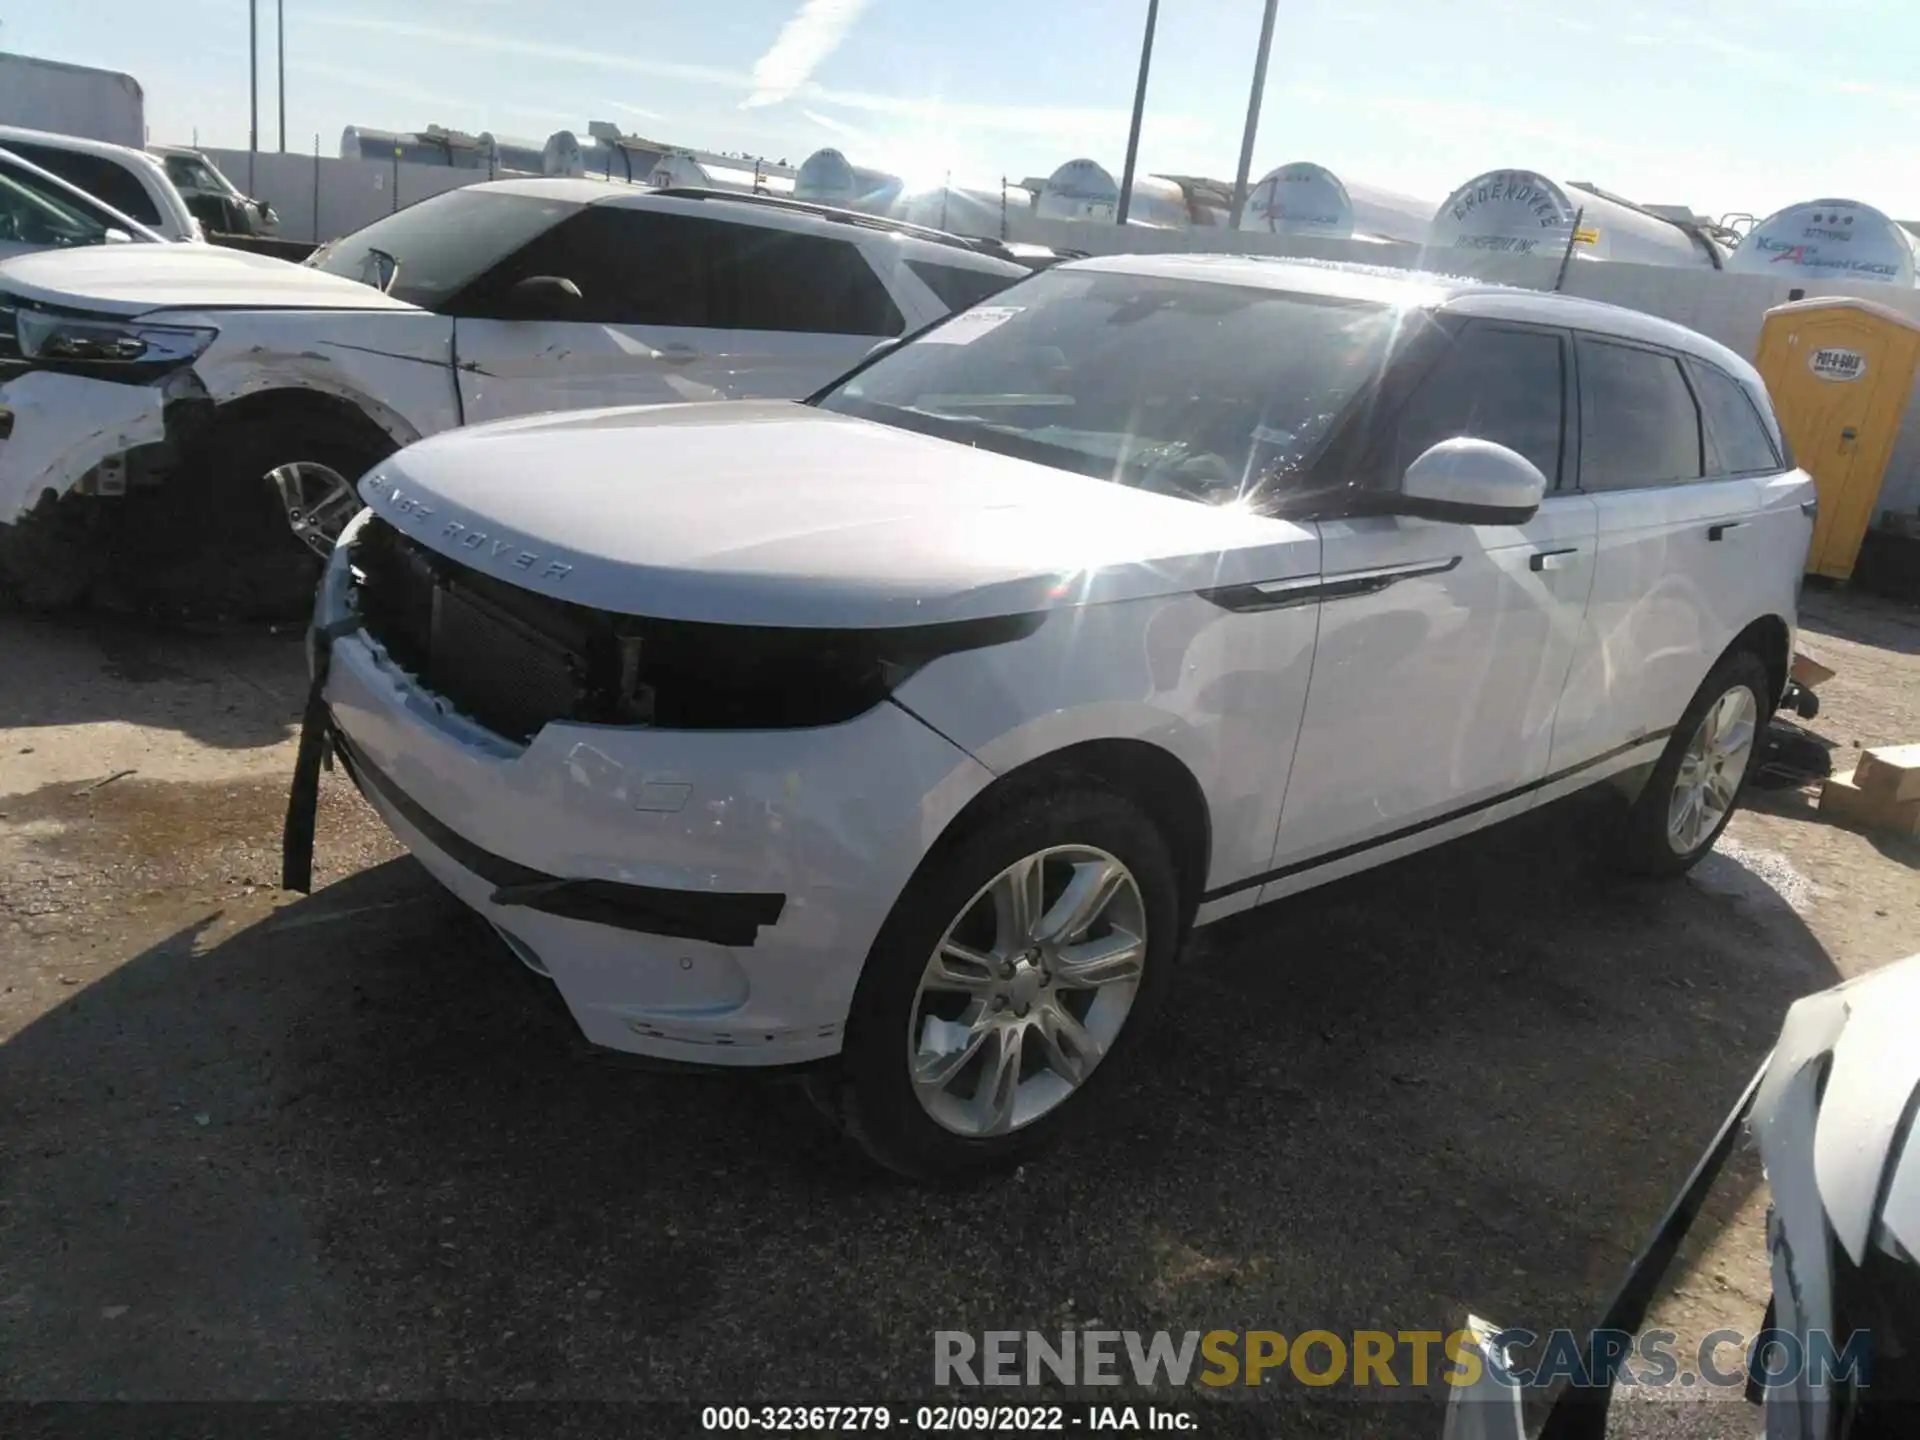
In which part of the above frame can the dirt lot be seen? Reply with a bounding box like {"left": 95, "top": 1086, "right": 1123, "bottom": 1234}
{"left": 2, "top": 588, "right": 1915, "bottom": 1437}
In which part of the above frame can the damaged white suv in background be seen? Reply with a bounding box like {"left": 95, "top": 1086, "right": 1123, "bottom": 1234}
{"left": 292, "top": 256, "right": 1813, "bottom": 1181}
{"left": 0, "top": 178, "right": 1047, "bottom": 613}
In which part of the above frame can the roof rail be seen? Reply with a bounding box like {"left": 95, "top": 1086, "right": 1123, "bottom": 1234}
{"left": 647, "top": 185, "right": 1063, "bottom": 264}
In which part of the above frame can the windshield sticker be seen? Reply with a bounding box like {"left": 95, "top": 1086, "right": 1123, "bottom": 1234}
{"left": 922, "top": 306, "right": 1025, "bottom": 344}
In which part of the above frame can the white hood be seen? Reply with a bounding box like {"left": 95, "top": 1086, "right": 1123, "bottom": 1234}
{"left": 0, "top": 244, "right": 418, "bottom": 315}
{"left": 358, "top": 402, "right": 1306, "bottom": 627}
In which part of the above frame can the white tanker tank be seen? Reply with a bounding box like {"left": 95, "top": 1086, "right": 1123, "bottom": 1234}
{"left": 1430, "top": 169, "right": 1722, "bottom": 267}
{"left": 337, "top": 124, "right": 543, "bottom": 173}
{"left": 542, "top": 130, "right": 586, "bottom": 177}
{"left": 793, "top": 148, "right": 902, "bottom": 212}
{"left": 893, "top": 183, "right": 1025, "bottom": 238}
{"left": 1727, "top": 199, "right": 1917, "bottom": 287}
{"left": 1033, "top": 159, "right": 1189, "bottom": 229}
{"left": 644, "top": 148, "right": 792, "bottom": 196}
{"left": 1239, "top": 162, "right": 1433, "bottom": 243}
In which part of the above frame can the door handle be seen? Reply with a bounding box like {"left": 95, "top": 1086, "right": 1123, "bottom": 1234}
{"left": 1529, "top": 547, "right": 1579, "bottom": 572}
{"left": 1708, "top": 521, "right": 1744, "bottom": 542}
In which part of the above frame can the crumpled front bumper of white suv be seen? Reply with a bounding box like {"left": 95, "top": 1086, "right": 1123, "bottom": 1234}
{"left": 306, "top": 513, "right": 997, "bottom": 1067}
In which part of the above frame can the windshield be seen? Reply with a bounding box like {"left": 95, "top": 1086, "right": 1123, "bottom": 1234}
{"left": 815, "top": 268, "right": 1403, "bottom": 507}
{"left": 163, "top": 154, "right": 238, "bottom": 198}
{"left": 306, "top": 188, "right": 583, "bottom": 309}
{"left": 0, "top": 165, "right": 119, "bottom": 249}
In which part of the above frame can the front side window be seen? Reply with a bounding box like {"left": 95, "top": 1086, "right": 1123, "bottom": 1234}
{"left": 1387, "top": 323, "right": 1565, "bottom": 484}
{"left": 308, "top": 189, "right": 583, "bottom": 310}
{"left": 1, "top": 144, "right": 160, "bottom": 225}
{"left": 1576, "top": 338, "right": 1703, "bottom": 491}
{"left": 1691, "top": 363, "right": 1782, "bottom": 475}
{"left": 814, "top": 268, "right": 1402, "bottom": 507}
{"left": 0, "top": 165, "right": 118, "bottom": 248}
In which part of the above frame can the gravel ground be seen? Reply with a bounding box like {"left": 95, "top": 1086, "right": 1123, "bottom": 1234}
{"left": 1, "top": 589, "right": 1915, "bottom": 1439}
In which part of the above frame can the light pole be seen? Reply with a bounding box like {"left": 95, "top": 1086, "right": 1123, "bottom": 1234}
{"left": 1115, "top": 0, "right": 1159, "bottom": 227}
{"left": 1228, "top": 0, "right": 1281, "bottom": 229}
{"left": 278, "top": 0, "right": 287, "bottom": 152}
{"left": 247, "top": 0, "right": 259, "bottom": 190}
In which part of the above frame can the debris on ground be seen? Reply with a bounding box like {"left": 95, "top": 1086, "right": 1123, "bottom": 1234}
{"left": 1791, "top": 647, "right": 1838, "bottom": 690}
{"left": 1820, "top": 744, "right": 1920, "bottom": 836}
{"left": 70, "top": 769, "right": 139, "bottom": 798}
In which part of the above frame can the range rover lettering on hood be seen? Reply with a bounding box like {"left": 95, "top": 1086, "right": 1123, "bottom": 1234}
{"left": 379, "top": 484, "right": 575, "bottom": 584}
{"left": 356, "top": 401, "right": 1312, "bottom": 628}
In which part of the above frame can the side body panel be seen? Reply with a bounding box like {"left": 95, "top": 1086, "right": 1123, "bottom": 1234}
{"left": 1258, "top": 495, "right": 1597, "bottom": 900}
{"left": 1548, "top": 478, "right": 1759, "bottom": 775}
{"left": 454, "top": 317, "right": 877, "bottom": 420}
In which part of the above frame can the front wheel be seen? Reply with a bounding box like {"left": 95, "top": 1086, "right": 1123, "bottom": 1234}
{"left": 1610, "top": 650, "right": 1770, "bottom": 877}
{"left": 816, "top": 786, "right": 1182, "bottom": 1183}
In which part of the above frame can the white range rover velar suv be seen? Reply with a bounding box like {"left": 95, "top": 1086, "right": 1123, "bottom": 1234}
{"left": 298, "top": 255, "right": 1815, "bottom": 1180}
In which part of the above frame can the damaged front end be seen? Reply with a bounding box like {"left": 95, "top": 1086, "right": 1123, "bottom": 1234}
{"left": 0, "top": 298, "right": 217, "bottom": 607}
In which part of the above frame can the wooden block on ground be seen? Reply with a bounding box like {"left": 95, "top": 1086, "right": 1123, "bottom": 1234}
{"left": 1855, "top": 745, "right": 1920, "bottom": 804}
{"left": 1820, "top": 770, "right": 1920, "bottom": 837}
{"left": 1791, "top": 649, "right": 1837, "bottom": 689}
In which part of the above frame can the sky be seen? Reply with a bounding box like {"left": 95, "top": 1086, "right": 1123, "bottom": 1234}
{"left": 6, "top": 0, "right": 1919, "bottom": 221}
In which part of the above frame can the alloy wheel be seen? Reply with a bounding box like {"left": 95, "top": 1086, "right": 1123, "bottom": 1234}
{"left": 907, "top": 845, "right": 1146, "bottom": 1138}
{"left": 1667, "top": 685, "right": 1759, "bottom": 855}
{"left": 268, "top": 462, "right": 357, "bottom": 558}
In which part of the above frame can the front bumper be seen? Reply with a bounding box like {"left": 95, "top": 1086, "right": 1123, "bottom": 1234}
{"left": 314, "top": 544, "right": 996, "bottom": 1066}
{"left": 0, "top": 370, "right": 169, "bottom": 523}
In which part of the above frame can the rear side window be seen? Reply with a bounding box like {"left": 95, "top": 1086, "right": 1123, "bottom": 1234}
{"left": 906, "top": 259, "right": 1018, "bottom": 314}
{"left": 463, "top": 208, "right": 903, "bottom": 336}
{"left": 1, "top": 143, "right": 160, "bottom": 224}
{"left": 1576, "top": 338, "right": 1703, "bottom": 490}
{"left": 1691, "top": 364, "right": 1782, "bottom": 475}
{"left": 709, "top": 226, "right": 903, "bottom": 336}
{"left": 1388, "top": 323, "right": 1565, "bottom": 484}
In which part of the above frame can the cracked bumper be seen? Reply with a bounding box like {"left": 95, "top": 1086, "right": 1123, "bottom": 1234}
{"left": 314, "top": 544, "right": 996, "bottom": 1066}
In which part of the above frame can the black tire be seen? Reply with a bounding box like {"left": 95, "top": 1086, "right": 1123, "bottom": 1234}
{"left": 0, "top": 489, "right": 106, "bottom": 611}
{"left": 129, "top": 412, "right": 392, "bottom": 621}
{"left": 1610, "top": 649, "right": 1773, "bottom": 878}
{"left": 815, "top": 784, "right": 1183, "bottom": 1184}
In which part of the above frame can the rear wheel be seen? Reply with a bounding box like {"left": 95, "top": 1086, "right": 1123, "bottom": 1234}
{"left": 1610, "top": 650, "right": 1770, "bottom": 876}
{"left": 816, "top": 786, "right": 1181, "bottom": 1183}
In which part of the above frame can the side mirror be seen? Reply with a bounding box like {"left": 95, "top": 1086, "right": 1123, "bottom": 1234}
{"left": 506, "top": 274, "right": 583, "bottom": 316}
{"left": 1398, "top": 438, "right": 1545, "bottom": 525}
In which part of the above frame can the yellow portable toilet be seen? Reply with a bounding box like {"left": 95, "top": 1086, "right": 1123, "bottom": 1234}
{"left": 1755, "top": 297, "right": 1920, "bottom": 580}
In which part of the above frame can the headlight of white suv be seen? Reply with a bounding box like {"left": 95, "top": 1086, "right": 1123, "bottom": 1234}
{"left": 15, "top": 309, "right": 216, "bottom": 381}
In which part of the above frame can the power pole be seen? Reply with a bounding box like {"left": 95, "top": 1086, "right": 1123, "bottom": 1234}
{"left": 1115, "top": 0, "right": 1159, "bottom": 227}
{"left": 1228, "top": 0, "right": 1281, "bottom": 229}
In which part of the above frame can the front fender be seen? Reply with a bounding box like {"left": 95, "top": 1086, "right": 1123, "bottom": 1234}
{"left": 891, "top": 591, "right": 1318, "bottom": 903}
{"left": 172, "top": 310, "right": 459, "bottom": 449}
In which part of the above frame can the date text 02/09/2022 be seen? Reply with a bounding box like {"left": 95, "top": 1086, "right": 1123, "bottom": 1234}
{"left": 698, "top": 1405, "right": 1199, "bottom": 1432}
